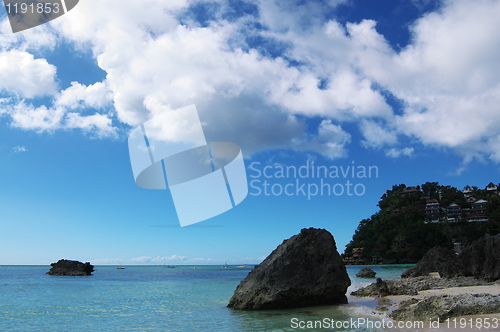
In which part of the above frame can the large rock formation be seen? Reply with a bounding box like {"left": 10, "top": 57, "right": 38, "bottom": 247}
{"left": 46, "top": 259, "right": 94, "bottom": 276}
{"left": 460, "top": 234, "right": 500, "bottom": 281}
{"left": 356, "top": 268, "right": 376, "bottom": 278}
{"left": 401, "top": 246, "right": 463, "bottom": 279}
{"left": 227, "top": 228, "right": 351, "bottom": 310}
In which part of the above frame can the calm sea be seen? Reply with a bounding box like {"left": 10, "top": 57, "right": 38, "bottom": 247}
{"left": 0, "top": 264, "right": 411, "bottom": 331}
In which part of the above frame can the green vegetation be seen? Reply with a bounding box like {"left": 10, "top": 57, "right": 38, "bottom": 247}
{"left": 343, "top": 182, "right": 500, "bottom": 264}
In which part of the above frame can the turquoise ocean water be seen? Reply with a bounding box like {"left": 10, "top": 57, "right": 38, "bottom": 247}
{"left": 0, "top": 265, "right": 412, "bottom": 332}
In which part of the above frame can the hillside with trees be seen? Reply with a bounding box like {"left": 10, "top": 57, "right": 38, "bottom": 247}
{"left": 343, "top": 182, "right": 500, "bottom": 264}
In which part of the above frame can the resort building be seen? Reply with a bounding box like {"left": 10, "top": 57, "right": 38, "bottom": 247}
{"left": 486, "top": 182, "right": 499, "bottom": 193}
{"left": 446, "top": 203, "right": 462, "bottom": 223}
{"left": 424, "top": 199, "right": 442, "bottom": 224}
{"left": 466, "top": 199, "right": 489, "bottom": 222}
{"left": 401, "top": 186, "right": 421, "bottom": 196}
{"left": 423, "top": 182, "right": 496, "bottom": 224}
{"left": 463, "top": 185, "right": 473, "bottom": 197}
{"left": 424, "top": 198, "right": 490, "bottom": 224}
{"left": 463, "top": 183, "right": 500, "bottom": 195}
{"left": 345, "top": 247, "right": 365, "bottom": 265}
{"left": 352, "top": 247, "right": 364, "bottom": 264}
{"left": 466, "top": 196, "right": 477, "bottom": 204}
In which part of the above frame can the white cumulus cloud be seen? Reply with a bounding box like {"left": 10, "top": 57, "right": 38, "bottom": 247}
{"left": 55, "top": 81, "right": 112, "bottom": 110}
{"left": 353, "top": 0, "right": 500, "bottom": 160}
{"left": 0, "top": 50, "right": 57, "bottom": 98}
{"left": 1, "top": 0, "right": 500, "bottom": 164}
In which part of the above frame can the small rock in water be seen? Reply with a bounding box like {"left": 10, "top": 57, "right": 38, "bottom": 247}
{"left": 356, "top": 268, "right": 376, "bottom": 278}
{"left": 46, "top": 259, "right": 94, "bottom": 276}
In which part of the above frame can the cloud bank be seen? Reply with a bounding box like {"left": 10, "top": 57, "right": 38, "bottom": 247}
{"left": 1, "top": 0, "right": 499, "bottom": 162}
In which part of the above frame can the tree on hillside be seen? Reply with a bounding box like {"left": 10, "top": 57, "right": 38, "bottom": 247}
{"left": 439, "top": 185, "right": 467, "bottom": 208}
{"left": 422, "top": 182, "right": 440, "bottom": 198}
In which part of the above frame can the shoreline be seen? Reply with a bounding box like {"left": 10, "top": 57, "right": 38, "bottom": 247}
{"left": 349, "top": 282, "right": 500, "bottom": 331}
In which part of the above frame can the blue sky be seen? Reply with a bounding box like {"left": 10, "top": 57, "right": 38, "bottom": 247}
{"left": 1, "top": 0, "right": 500, "bottom": 265}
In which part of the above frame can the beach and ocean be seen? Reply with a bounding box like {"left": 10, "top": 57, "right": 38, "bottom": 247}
{"left": 4, "top": 264, "right": 496, "bottom": 331}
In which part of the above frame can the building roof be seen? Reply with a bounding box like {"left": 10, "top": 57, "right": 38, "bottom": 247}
{"left": 486, "top": 182, "right": 498, "bottom": 190}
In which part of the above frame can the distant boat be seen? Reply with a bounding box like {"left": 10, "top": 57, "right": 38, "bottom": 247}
{"left": 116, "top": 267, "right": 126, "bottom": 270}
{"left": 237, "top": 264, "right": 248, "bottom": 268}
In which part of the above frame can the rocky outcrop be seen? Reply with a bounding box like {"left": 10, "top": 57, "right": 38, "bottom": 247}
{"left": 390, "top": 293, "right": 500, "bottom": 321}
{"left": 402, "top": 234, "right": 500, "bottom": 281}
{"left": 351, "top": 276, "right": 490, "bottom": 297}
{"left": 227, "top": 228, "right": 351, "bottom": 310}
{"left": 401, "top": 246, "right": 463, "bottom": 279}
{"left": 356, "top": 268, "right": 376, "bottom": 278}
{"left": 351, "top": 278, "right": 417, "bottom": 297}
{"left": 46, "top": 259, "right": 94, "bottom": 276}
{"left": 460, "top": 234, "right": 500, "bottom": 281}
